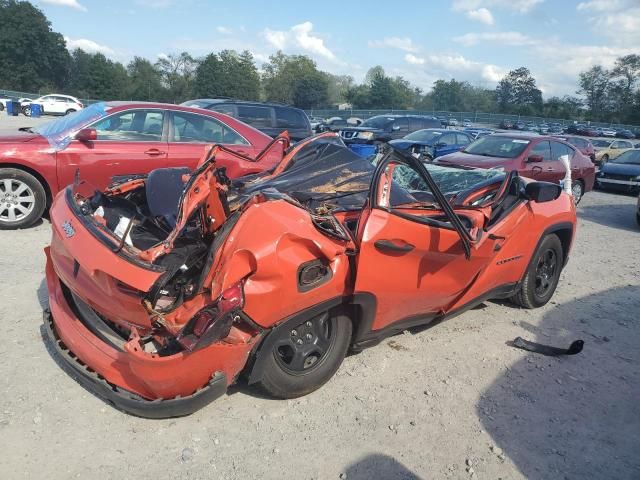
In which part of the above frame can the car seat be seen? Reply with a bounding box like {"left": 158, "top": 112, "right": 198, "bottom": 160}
{"left": 145, "top": 168, "right": 191, "bottom": 228}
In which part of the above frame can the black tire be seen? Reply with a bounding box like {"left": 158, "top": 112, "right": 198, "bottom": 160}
{"left": 636, "top": 213, "right": 640, "bottom": 228}
{"left": 65, "top": 109, "right": 76, "bottom": 115}
{"left": 0, "top": 103, "right": 4, "bottom": 112}
{"left": 571, "top": 180, "right": 584, "bottom": 204}
{"left": 0, "top": 168, "right": 47, "bottom": 230}
{"left": 511, "top": 234, "right": 563, "bottom": 309}
{"left": 257, "top": 311, "right": 352, "bottom": 399}
{"left": 22, "top": 105, "right": 31, "bottom": 117}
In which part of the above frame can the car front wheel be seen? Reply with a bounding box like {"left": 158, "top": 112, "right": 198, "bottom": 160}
{"left": 65, "top": 109, "right": 76, "bottom": 115}
{"left": 0, "top": 169, "right": 47, "bottom": 229}
{"left": 22, "top": 105, "right": 31, "bottom": 116}
{"left": 511, "top": 234, "right": 563, "bottom": 309}
{"left": 257, "top": 311, "right": 352, "bottom": 399}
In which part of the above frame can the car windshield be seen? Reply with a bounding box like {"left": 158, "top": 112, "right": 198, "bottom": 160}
{"left": 360, "top": 116, "right": 394, "bottom": 129}
{"left": 463, "top": 136, "right": 530, "bottom": 159}
{"left": 404, "top": 130, "right": 443, "bottom": 143}
{"left": 33, "top": 102, "right": 109, "bottom": 150}
{"left": 425, "top": 164, "right": 504, "bottom": 195}
{"left": 592, "top": 140, "right": 611, "bottom": 148}
{"left": 611, "top": 150, "right": 640, "bottom": 165}
{"left": 181, "top": 100, "right": 211, "bottom": 108}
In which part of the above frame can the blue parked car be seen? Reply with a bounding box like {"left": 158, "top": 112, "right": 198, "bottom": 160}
{"left": 388, "top": 128, "right": 475, "bottom": 161}
{"left": 595, "top": 149, "right": 640, "bottom": 193}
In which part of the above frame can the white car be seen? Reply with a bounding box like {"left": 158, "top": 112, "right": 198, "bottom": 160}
{"left": 600, "top": 128, "right": 617, "bottom": 137}
{"left": 24, "top": 94, "right": 84, "bottom": 116}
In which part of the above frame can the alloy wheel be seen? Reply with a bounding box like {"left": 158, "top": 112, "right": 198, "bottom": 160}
{"left": 534, "top": 248, "right": 557, "bottom": 297}
{"left": 0, "top": 179, "right": 36, "bottom": 223}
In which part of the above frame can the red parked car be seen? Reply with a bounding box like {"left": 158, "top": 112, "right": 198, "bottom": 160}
{"left": 552, "top": 135, "right": 596, "bottom": 163}
{"left": 0, "top": 102, "right": 286, "bottom": 229}
{"left": 436, "top": 133, "right": 596, "bottom": 203}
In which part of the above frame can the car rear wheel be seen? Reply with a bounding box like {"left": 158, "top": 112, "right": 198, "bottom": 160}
{"left": 65, "top": 109, "right": 76, "bottom": 115}
{"left": 511, "top": 234, "right": 563, "bottom": 309}
{"left": 571, "top": 180, "right": 584, "bottom": 204}
{"left": 0, "top": 103, "right": 4, "bottom": 112}
{"left": 257, "top": 311, "right": 352, "bottom": 399}
{"left": 0, "top": 169, "right": 47, "bottom": 230}
{"left": 22, "top": 105, "right": 31, "bottom": 117}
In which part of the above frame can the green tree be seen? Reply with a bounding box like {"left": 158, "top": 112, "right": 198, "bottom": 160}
{"left": 262, "top": 52, "right": 328, "bottom": 108}
{"left": 0, "top": 0, "right": 70, "bottom": 91}
{"left": 194, "top": 50, "right": 260, "bottom": 100}
{"left": 126, "top": 56, "right": 164, "bottom": 101}
{"left": 326, "top": 74, "right": 353, "bottom": 106}
{"left": 577, "top": 65, "right": 611, "bottom": 120}
{"left": 495, "top": 67, "right": 543, "bottom": 114}
{"left": 68, "top": 49, "right": 128, "bottom": 100}
{"left": 155, "top": 52, "right": 198, "bottom": 103}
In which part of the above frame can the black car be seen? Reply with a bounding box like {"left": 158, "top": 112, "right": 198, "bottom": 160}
{"left": 338, "top": 115, "right": 441, "bottom": 144}
{"left": 315, "top": 116, "right": 348, "bottom": 133}
{"left": 616, "top": 129, "right": 635, "bottom": 139}
{"left": 181, "top": 98, "right": 312, "bottom": 141}
{"left": 499, "top": 119, "right": 514, "bottom": 129}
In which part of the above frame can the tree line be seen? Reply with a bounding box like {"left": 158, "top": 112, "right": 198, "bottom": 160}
{"left": 1, "top": 0, "right": 639, "bottom": 125}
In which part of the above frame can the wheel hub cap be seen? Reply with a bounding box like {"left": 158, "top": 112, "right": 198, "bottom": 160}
{"left": 274, "top": 312, "right": 333, "bottom": 374}
{"left": 0, "top": 179, "right": 35, "bottom": 223}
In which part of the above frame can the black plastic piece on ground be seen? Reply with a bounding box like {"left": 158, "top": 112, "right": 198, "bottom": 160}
{"left": 511, "top": 336, "right": 584, "bottom": 356}
{"left": 42, "top": 309, "right": 227, "bottom": 418}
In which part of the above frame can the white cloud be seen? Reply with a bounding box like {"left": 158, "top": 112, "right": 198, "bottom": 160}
{"left": 216, "top": 26, "right": 232, "bottom": 35}
{"left": 466, "top": 7, "right": 495, "bottom": 25}
{"left": 481, "top": 64, "right": 508, "bottom": 82}
{"left": 65, "top": 37, "right": 114, "bottom": 55}
{"left": 454, "top": 31, "right": 535, "bottom": 46}
{"left": 368, "top": 37, "right": 419, "bottom": 53}
{"left": 405, "top": 54, "right": 425, "bottom": 65}
{"left": 452, "top": 0, "right": 543, "bottom": 14}
{"left": 40, "top": 0, "right": 86, "bottom": 11}
{"left": 576, "top": 1, "right": 640, "bottom": 46}
{"left": 262, "top": 22, "right": 337, "bottom": 61}
{"left": 263, "top": 29, "right": 287, "bottom": 50}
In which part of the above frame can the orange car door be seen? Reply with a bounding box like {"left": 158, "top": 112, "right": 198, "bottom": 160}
{"left": 354, "top": 155, "right": 496, "bottom": 332}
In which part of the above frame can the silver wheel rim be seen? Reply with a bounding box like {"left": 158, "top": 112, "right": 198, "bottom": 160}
{"left": 0, "top": 179, "right": 35, "bottom": 223}
{"left": 571, "top": 183, "right": 582, "bottom": 202}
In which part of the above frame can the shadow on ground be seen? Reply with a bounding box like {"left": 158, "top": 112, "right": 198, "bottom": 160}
{"left": 578, "top": 194, "right": 638, "bottom": 232}
{"left": 478, "top": 286, "right": 640, "bottom": 479}
{"left": 344, "top": 454, "right": 422, "bottom": 480}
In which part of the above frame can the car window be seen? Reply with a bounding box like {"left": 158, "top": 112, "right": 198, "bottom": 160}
{"left": 172, "top": 111, "right": 248, "bottom": 145}
{"left": 237, "top": 105, "right": 273, "bottom": 128}
{"left": 209, "top": 104, "right": 235, "bottom": 116}
{"left": 456, "top": 133, "right": 471, "bottom": 146}
{"left": 439, "top": 134, "right": 456, "bottom": 146}
{"left": 550, "top": 141, "right": 574, "bottom": 161}
{"left": 91, "top": 110, "right": 164, "bottom": 141}
{"left": 393, "top": 118, "right": 409, "bottom": 132}
{"left": 275, "top": 107, "right": 306, "bottom": 129}
{"left": 381, "top": 161, "right": 440, "bottom": 212}
{"left": 530, "top": 141, "right": 552, "bottom": 161}
{"left": 620, "top": 141, "right": 633, "bottom": 149}
{"left": 464, "top": 136, "right": 530, "bottom": 159}
{"left": 611, "top": 141, "right": 623, "bottom": 149}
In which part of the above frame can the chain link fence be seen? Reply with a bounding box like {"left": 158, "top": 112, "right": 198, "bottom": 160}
{"left": 0, "top": 88, "right": 100, "bottom": 106}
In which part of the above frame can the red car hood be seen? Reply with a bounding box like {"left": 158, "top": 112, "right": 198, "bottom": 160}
{"left": 0, "top": 129, "right": 46, "bottom": 144}
{"left": 437, "top": 152, "right": 513, "bottom": 168}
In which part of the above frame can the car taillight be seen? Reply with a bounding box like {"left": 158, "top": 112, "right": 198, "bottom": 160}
{"left": 177, "top": 282, "right": 245, "bottom": 351}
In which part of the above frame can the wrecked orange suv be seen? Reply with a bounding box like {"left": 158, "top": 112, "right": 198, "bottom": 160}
{"left": 44, "top": 133, "right": 577, "bottom": 418}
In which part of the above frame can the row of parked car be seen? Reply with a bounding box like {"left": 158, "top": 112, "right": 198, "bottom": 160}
{"left": 499, "top": 119, "right": 640, "bottom": 139}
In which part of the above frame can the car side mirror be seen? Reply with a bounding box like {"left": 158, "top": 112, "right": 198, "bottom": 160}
{"left": 75, "top": 128, "right": 97, "bottom": 142}
{"left": 392, "top": 125, "right": 400, "bottom": 131}
{"left": 527, "top": 154, "right": 543, "bottom": 163}
{"left": 525, "top": 181, "right": 562, "bottom": 203}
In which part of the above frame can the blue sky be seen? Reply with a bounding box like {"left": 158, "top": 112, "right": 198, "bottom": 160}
{"left": 37, "top": 0, "right": 640, "bottom": 97}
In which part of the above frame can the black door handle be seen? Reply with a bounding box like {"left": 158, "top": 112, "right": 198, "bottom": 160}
{"left": 374, "top": 239, "right": 415, "bottom": 252}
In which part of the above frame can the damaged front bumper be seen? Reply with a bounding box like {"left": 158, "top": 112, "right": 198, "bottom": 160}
{"left": 43, "top": 248, "right": 255, "bottom": 418}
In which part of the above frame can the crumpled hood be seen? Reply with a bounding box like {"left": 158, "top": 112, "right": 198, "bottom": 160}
{"left": 0, "top": 129, "right": 45, "bottom": 144}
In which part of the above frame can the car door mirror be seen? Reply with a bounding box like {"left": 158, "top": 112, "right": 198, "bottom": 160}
{"left": 527, "top": 154, "right": 544, "bottom": 163}
{"left": 392, "top": 124, "right": 400, "bottom": 131}
{"left": 75, "top": 128, "right": 97, "bottom": 142}
{"left": 525, "top": 182, "right": 561, "bottom": 203}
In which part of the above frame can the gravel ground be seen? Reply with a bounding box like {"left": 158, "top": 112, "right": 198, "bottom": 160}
{"left": 0, "top": 115, "right": 639, "bottom": 480}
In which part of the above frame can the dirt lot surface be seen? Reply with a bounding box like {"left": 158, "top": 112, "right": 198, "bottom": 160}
{"left": 0, "top": 114, "right": 639, "bottom": 479}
